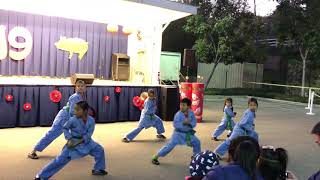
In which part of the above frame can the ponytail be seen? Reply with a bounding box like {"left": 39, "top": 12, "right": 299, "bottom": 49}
{"left": 223, "top": 98, "right": 233, "bottom": 112}
{"left": 275, "top": 148, "right": 288, "bottom": 180}
{"left": 234, "top": 141, "right": 259, "bottom": 180}
{"left": 258, "top": 147, "right": 288, "bottom": 180}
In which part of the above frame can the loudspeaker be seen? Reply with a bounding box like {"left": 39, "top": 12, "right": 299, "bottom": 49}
{"left": 160, "top": 86, "right": 180, "bottom": 121}
{"left": 183, "top": 49, "right": 196, "bottom": 68}
{"left": 71, "top": 73, "right": 95, "bottom": 85}
{"left": 112, "top": 53, "right": 130, "bottom": 81}
{"left": 182, "top": 49, "right": 198, "bottom": 79}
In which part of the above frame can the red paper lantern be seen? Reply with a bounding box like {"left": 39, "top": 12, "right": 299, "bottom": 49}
{"left": 139, "top": 100, "right": 145, "bottom": 110}
{"left": 133, "top": 96, "right": 141, "bottom": 107}
{"left": 104, "top": 95, "right": 110, "bottom": 103}
{"left": 115, "top": 87, "right": 121, "bottom": 93}
{"left": 133, "top": 96, "right": 145, "bottom": 110}
{"left": 5, "top": 94, "right": 13, "bottom": 102}
{"left": 23, "top": 103, "right": 32, "bottom": 111}
{"left": 49, "top": 90, "right": 62, "bottom": 103}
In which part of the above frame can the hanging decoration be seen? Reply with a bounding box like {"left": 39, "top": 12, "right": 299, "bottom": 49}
{"left": 133, "top": 96, "right": 142, "bottom": 106}
{"left": 23, "top": 103, "right": 32, "bottom": 111}
{"left": 49, "top": 90, "right": 62, "bottom": 103}
{"left": 5, "top": 94, "right": 13, "bottom": 102}
{"left": 122, "top": 27, "right": 133, "bottom": 35}
{"left": 104, "top": 95, "right": 110, "bottom": 103}
{"left": 55, "top": 36, "right": 88, "bottom": 60}
{"left": 107, "top": 24, "right": 119, "bottom": 33}
{"left": 132, "top": 96, "right": 145, "bottom": 111}
{"left": 115, "top": 87, "right": 121, "bottom": 94}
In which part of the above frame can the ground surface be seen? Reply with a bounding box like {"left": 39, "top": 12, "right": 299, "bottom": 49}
{"left": 0, "top": 96, "right": 319, "bottom": 180}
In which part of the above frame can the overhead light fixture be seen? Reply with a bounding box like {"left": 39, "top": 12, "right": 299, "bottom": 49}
{"left": 107, "top": 24, "right": 118, "bottom": 33}
{"left": 122, "top": 27, "right": 134, "bottom": 35}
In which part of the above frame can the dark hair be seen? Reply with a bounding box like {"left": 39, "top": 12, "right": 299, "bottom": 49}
{"left": 148, "top": 89, "right": 155, "bottom": 95}
{"left": 228, "top": 136, "right": 260, "bottom": 162}
{"left": 181, "top": 98, "right": 192, "bottom": 106}
{"left": 234, "top": 141, "right": 260, "bottom": 180}
{"left": 223, "top": 97, "right": 233, "bottom": 112}
{"left": 311, "top": 121, "right": 320, "bottom": 135}
{"left": 75, "top": 101, "right": 89, "bottom": 112}
{"left": 258, "top": 147, "right": 288, "bottom": 180}
{"left": 75, "top": 80, "right": 85, "bottom": 86}
{"left": 248, "top": 97, "right": 258, "bottom": 107}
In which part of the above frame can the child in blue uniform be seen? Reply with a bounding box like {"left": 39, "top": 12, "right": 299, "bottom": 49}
{"left": 35, "top": 101, "right": 107, "bottom": 180}
{"left": 151, "top": 98, "right": 201, "bottom": 165}
{"left": 212, "top": 98, "right": 236, "bottom": 141}
{"left": 122, "top": 89, "right": 166, "bottom": 143}
{"left": 28, "top": 80, "right": 86, "bottom": 159}
{"left": 214, "top": 97, "right": 259, "bottom": 158}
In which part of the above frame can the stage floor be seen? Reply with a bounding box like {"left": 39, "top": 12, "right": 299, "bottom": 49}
{"left": 0, "top": 96, "right": 319, "bottom": 180}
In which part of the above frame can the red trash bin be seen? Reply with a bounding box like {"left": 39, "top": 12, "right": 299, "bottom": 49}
{"left": 191, "top": 83, "right": 204, "bottom": 123}
{"left": 180, "top": 82, "right": 192, "bottom": 101}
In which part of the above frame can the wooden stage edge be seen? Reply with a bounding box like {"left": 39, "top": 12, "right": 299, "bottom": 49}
{"left": 0, "top": 76, "right": 168, "bottom": 87}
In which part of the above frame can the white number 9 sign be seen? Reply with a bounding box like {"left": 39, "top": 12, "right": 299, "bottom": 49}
{"left": 0, "top": 25, "right": 33, "bottom": 61}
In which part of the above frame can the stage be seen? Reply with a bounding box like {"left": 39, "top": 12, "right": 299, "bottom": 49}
{"left": 0, "top": 1, "right": 197, "bottom": 128}
{"left": 0, "top": 75, "right": 181, "bottom": 128}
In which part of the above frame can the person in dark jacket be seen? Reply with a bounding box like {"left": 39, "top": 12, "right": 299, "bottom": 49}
{"left": 203, "top": 140, "right": 263, "bottom": 180}
{"left": 309, "top": 121, "right": 320, "bottom": 180}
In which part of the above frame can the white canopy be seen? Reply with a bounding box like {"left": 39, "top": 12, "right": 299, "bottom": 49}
{"left": 0, "top": 0, "right": 197, "bottom": 85}
{"left": 0, "top": 0, "right": 197, "bottom": 27}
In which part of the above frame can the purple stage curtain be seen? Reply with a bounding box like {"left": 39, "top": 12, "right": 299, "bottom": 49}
{"left": 0, "top": 10, "right": 128, "bottom": 79}
{"left": 0, "top": 86, "right": 161, "bottom": 128}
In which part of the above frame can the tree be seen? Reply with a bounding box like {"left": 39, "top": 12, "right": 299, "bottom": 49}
{"left": 274, "top": 0, "right": 320, "bottom": 96}
{"left": 184, "top": 0, "right": 262, "bottom": 89}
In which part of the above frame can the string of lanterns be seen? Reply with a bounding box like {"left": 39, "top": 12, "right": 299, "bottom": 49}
{"left": 107, "top": 24, "right": 134, "bottom": 35}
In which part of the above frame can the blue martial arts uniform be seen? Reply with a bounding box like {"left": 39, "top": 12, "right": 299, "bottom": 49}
{"left": 214, "top": 109, "right": 258, "bottom": 157}
{"left": 125, "top": 98, "right": 165, "bottom": 141}
{"left": 36, "top": 116, "right": 106, "bottom": 179}
{"left": 212, "top": 106, "right": 235, "bottom": 138}
{"left": 34, "top": 92, "right": 83, "bottom": 152}
{"left": 67, "top": 92, "right": 83, "bottom": 116}
{"left": 202, "top": 163, "right": 264, "bottom": 180}
{"left": 156, "top": 109, "right": 201, "bottom": 157}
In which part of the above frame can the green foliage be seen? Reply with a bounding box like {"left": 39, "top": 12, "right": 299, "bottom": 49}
{"left": 184, "top": 0, "right": 265, "bottom": 64}
{"left": 274, "top": 0, "right": 320, "bottom": 55}
{"left": 193, "top": 39, "right": 214, "bottom": 63}
{"left": 183, "top": 0, "right": 267, "bottom": 89}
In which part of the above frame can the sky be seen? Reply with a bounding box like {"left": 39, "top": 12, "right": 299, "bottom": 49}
{"left": 247, "top": 0, "right": 279, "bottom": 16}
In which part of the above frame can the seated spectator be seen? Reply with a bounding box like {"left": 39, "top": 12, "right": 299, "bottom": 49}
{"left": 309, "top": 121, "right": 320, "bottom": 180}
{"left": 203, "top": 140, "right": 263, "bottom": 180}
{"left": 227, "top": 136, "right": 260, "bottom": 163}
{"left": 185, "top": 150, "right": 219, "bottom": 180}
{"left": 258, "top": 145, "right": 297, "bottom": 180}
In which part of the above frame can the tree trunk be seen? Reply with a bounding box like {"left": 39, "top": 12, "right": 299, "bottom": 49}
{"left": 299, "top": 47, "right": 309, "bottom": 97}
{"left": 205, "top": 61, "right": 220, "bottom": 89}
{"left": 301, "top": 57, "right": 306, "bottom": 96}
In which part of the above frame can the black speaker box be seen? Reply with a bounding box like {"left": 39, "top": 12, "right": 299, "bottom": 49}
{"left": 183, "top": 49, "right": 197, "bottom": 69}
{"left": 160, "top": 86, "right": 180, "bottom": 121}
